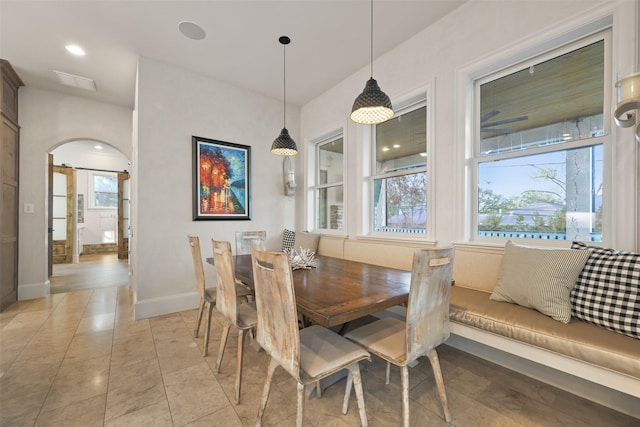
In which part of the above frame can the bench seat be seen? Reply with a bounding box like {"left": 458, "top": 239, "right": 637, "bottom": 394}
{"left": 450, "top": 286, "right": 640, "bottom": 380}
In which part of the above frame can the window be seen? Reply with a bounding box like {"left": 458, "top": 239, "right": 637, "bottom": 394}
{"left": 316, "top": 135, "right": 344, "bottom": 230}
{"left": 92, "top": 172, "right": 118, "bottom": 208}
{"left": 473, "top": 35, "right": 608, "bottom": 242}
{"left": 371, "top": 104, "right": 427, "bottom": 234}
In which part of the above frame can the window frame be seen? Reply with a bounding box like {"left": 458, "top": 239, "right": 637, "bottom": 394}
{"left": 366, "top": 89, "right": 434, "bottom": 240}
{"left": 89, "top": 171, "right": 118, "bottom": 210}
{"left": 312, "top": 130, "right": 346, "bottom": 235}
{"left": 469, "top": 31, "right": 612, "bottom": 245}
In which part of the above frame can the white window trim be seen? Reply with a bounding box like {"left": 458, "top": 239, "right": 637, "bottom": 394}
{"left": 470, "top": 32, "right": 611, "bottom": 247}
{"left": 364, "top": 84, "right": 435, "bottom": 241}
{"left": 89, "top": 171, "right": 118, "bottom": 210}
{"left": 307, "top": 128, "right": 346, "bottom": 236}
{"left": 454, "top": 9, "right": 621, "bottom": 248}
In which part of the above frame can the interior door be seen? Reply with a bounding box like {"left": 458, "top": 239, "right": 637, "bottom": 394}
{"left": 48, "top": 154, "right": 53, "bottom": 276}
{"left": 52, "top": 166, "right": 74, "bottom": 264}
{"left": 0, "top": 116, "right": 19, "bottom": 310}
{"left": 117, "top": 172, "right": 130, "bottom": 260}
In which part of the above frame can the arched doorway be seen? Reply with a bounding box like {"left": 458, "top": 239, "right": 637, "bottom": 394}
{"left": 48, "top": 140, "right": 130, "bottom": 293}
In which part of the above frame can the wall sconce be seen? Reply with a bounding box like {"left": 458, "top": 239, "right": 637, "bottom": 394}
{"left": 283, "top": 156, "right": 296, "bottom": 197}
{"left": 614, "top": 72, "right": 640, "bottom": 142}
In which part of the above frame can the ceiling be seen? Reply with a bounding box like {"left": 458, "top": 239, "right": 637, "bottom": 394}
{"left": 0, "top": 0, "right": 467, "bottom": 109}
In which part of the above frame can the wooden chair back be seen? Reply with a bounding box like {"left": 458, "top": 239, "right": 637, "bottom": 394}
{"left": 188, "top": 235, "right": 206, "bottom": 297}
{"left": 250, "top": 249, "right": 301, "bottom": 380}
{"left": 212, "top": 239, "right": 238, "bottom": 322}
{"left": 405, "top": 247, "right": 454, "bottom": 362}
{"left": 236, "top": 230, "right": 266, "bottom": 255}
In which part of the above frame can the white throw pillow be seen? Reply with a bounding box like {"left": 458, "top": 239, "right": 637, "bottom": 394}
{"left": 490, "top": 240, "right": 591, "bottom": 323}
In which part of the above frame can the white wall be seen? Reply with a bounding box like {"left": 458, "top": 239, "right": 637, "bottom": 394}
{"left": 18, "top": 87, "right": 132, "bottom": 299}
{"left": 133, "top": 57, "right": 298, "bottom": 319}
{"left": 299, "top": 0, "right": 639, "bottom": 251}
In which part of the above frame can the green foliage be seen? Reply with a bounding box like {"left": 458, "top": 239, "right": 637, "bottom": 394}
{"left": 479, "top": 214, "right": 502, "bottom": 230}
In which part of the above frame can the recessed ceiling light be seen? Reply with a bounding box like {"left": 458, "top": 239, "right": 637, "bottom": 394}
{"left": 419, "top": 152, "right": 427, "bottom": 157}
{"left": 178, "top": 21, "right": 206, "bottom": 40}
{"left": 94, "top": 145, "right": 103, "bottom": 150}
{"left": 393, "top": 144, "right": 400, "bottom": 148}
{"left": 65, "top": 44, "right": 86, "bottom": 56}
{"left": 382, "top": 147, "right": 390, "bottom": 152}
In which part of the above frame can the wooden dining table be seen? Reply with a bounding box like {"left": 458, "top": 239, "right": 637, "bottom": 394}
{"left": 231, "top": 253, "right": 412, "bottom": 328}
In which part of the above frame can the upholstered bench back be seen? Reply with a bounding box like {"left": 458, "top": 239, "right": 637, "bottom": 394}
{"left": 451, "top": 244, "right": 503, "bottom": 293}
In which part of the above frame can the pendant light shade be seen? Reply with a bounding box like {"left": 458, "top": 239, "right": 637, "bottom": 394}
{"left": 271, "top": 36, "right": 298, "bottom": 156}
{"left": 351, "top": 0, "right": 393, "bottom": 124}
{"left": 350, "top": 77, "right": 394, "bottom": 124}
{"left": 271, "top": 128, "right": 298, "bottom": 156}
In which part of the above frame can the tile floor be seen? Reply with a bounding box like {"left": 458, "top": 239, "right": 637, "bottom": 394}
{"left": 0, "top": 285, "right": 637, "bottom": 426}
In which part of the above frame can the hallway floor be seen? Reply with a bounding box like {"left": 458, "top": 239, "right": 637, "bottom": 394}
{"left": 0, "top": 285, "right": 637, "bottom": 426}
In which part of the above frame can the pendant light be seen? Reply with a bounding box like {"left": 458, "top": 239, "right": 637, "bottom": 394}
{"left": 271, "top": 36, "right": 298, "bottom": 156}
{"left": 350, "top": 0, "right": 394, "bottom": 124}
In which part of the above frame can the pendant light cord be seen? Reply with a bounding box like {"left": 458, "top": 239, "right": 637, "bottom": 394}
{"left": 283, "top": 42, "right": 287, "bottom": 128}
{"left": 370, "top": 0, "right": 374, "bottom": 78}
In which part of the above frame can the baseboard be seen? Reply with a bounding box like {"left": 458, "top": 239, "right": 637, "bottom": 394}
{"left": 134, "top": 290, "right": 200, "bottom": 320}
{"left": 18, "top": 280, "right": 50, "bottom": 300}
{"left": 447, "top": 327, "right": 640, "bottom": 419}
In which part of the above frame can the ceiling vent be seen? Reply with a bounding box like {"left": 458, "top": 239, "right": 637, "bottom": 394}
{"left": 53, "top": 70, "right": 96, "bottom": 92}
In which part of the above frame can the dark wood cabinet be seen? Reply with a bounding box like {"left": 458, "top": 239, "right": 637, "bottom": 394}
{"left": 1, "top": 59, "right": 23, "bottom": 311}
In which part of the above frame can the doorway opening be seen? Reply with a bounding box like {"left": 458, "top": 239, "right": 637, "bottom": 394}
{"left": 48, "top": 140, "right": 130, "bottom": 293}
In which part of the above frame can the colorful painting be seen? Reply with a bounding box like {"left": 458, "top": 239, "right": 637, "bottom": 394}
{"left": 193, "top": 136, "right": 251, "bottom": 220}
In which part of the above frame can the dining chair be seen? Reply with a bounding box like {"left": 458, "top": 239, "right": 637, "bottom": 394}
{"left": 250, "top": 249, "right": 371, "bottom": 427}
{"left": 188, "top": 235, "right": 252, "bottom": 357}
{"left": 235, "top": 230, "right": 266, "bottom": 255}
{"left": 211, "top": 239, "right": 258, "bottom": 404}
{"left": 344, "top": 247, "right": 454, "bottom": 426}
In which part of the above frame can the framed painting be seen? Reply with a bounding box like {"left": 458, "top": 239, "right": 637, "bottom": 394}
{"left": 193, "top": 136, "right": 251, "bottom": 220}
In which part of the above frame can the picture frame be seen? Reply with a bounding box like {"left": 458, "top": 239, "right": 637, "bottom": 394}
{"left": 193, "top": 136, "right": 251, "bottom": 220}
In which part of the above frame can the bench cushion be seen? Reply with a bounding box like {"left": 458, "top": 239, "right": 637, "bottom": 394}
{"left": 450, "top": 286, "right": 640, "bottom": 379}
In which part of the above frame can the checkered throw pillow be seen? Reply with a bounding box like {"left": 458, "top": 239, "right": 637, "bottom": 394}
{"left": 570, "top": 241, "right": 640, "bottom": 339}
{"left": 281, "top": 229, "right": 296, "bottom": 252}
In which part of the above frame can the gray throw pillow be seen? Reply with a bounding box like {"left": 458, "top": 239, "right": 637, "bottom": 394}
{"left": 490, "top": 240, "right": 591, "bottom": 323}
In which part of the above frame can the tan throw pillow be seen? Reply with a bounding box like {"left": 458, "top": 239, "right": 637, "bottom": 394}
{"left": 490, "top": 240, "right": 591, "bottom": 323}
{"left": 293, "top": 232, "right": 320, "bottom": 253}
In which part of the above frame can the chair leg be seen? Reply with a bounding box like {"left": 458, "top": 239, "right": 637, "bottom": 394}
{"left": 215, "top": 321, "right": 231, "bottom": 372}
{"left": 203, "top": 302, "right": 214, "bottom": 357}
{"left": 256, "top": 357, "right": 278, "bottom": 427}
{"left": 235, "top": 328, "right": 247, "bottom": 404}
{"left": 353, "top": 365, "right": 368, "bottom": 427}
{"left": 194, "top": 298, "right": 205, "bottom": 338}
{"left": 427, "top": 349, "right": 452, "bottom": 423}
{"left": 385, "top": 361, "right": 391, "bottom": 385}
{"left": 296, "top": 381, "right": 305, "bottom": 427}
{"left": 316, "top": 380, "right": 322, "bottom": 398}
{"left": 400, "top": 365, "right": 409, "bottom": 427}
{"left": 348, "top": 364, "right": 368, "bottom": 427}
{"left": 342, "top": 369, "right": 353, "bottom": 414}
